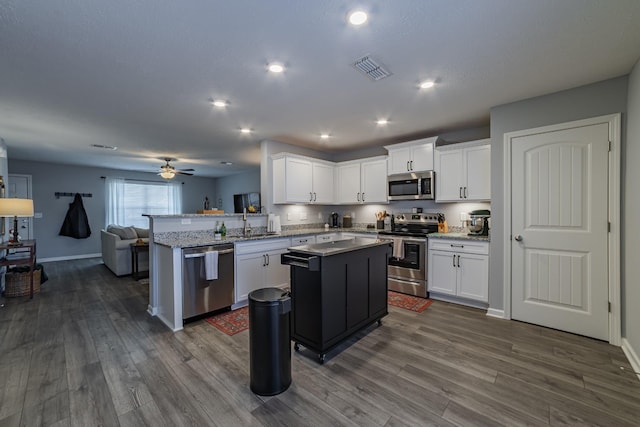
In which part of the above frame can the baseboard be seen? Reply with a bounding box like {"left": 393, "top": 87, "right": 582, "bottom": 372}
{"left": 486, "top": 308, "right": 506, "bottom": 319}
{"left": 621, "top": 338, "right": 640, "bottom": 381}
{"left": 39, "top": 253, "right": 102, "bottom": 263}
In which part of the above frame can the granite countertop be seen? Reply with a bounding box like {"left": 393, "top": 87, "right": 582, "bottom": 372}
{"left": 153, "top": 227, "right": 380, "bottom": 248}
{"left": 428, "top": 232, "right": 490, "bottom": 242}
{"left": 287, "top": 237, "right": 391, "bottom": 257}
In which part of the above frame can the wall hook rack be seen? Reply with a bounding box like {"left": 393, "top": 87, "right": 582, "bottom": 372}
{"left": 55, "top": 192, "right": 93, "bottom": 199}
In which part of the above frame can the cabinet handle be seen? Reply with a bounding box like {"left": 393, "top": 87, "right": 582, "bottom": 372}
{"left": 310, "top": 192, "right": 313, "bottom": 202}
{"left": 450, "top": 244, "right": 464, "bottom": 248}
{"left": 459, "top": 187, "right": 463, "bottom": 198}
{"left": 314, "top": 192, "right": 317, "bottom": 201}
{"left": 452, "top": 254, "right": 456, "bottom": 267}
{"left": 407, "top": 161, "right": 410, "bottom": 171}
{"left": 362, "top": 192, "right": 365, "bottom": 202}
{"left": 262, "top": 254, "right": 266, "bottom": 266}
{"left": 457, "top": 255, "right": 460, "bottom": 268}
{"left": 357, "top": 192, "right": 360, "bottom": 202}
{"left": 266, "top": 254, "right": 270, "bottom": 266}
{"left": 410, "top": 160, "right": 413, "bottom": 170}
{"left": 464, "top": 187, "right": 468, "bottom": 198}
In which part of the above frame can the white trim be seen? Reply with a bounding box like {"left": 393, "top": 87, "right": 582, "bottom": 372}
{"left": 621, "top": 338, "right": 640, "bottom": 381}
{"left": 39, "top": 253, "right": 101, "bottom": 263}
{"left": 147, "top": 304, "right": 157, "bottom": 316}
{"left": 486, "top": 308, "right": 506, "bottom": 319}
{"left": 429, "top": 292, "right": 488, "bottom": 310}
{"left": 502, "top": 114, "right": 621, "bottom": 346}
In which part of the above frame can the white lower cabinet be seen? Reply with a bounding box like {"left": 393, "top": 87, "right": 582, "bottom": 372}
{"left": 235, "top": 238, "right": 291, "bottom": 302}
{"left": 428, "top": 238, "right": 489, "bottom": 303}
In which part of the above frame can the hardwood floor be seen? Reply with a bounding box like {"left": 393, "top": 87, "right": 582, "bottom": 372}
{"left": 1, "top": 257, "right": 639, "bottom": 426}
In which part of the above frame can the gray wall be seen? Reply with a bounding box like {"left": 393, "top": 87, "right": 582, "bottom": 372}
{"left": 624, "top": 60, "right": 640, "bottom": 353}
{"left": 8, "top": 159, "right": 217, "bottom": 260}
{"left": 489, "top": 76, "right": 629, "bottom": 312}
{"left": 214, "top": 168, "right": 260, "bottom": 213}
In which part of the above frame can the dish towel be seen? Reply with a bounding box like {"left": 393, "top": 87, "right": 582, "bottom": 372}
{"left": 204, "top": 251, "right": 219, "bottom": 280}
{"left": 392, "top": 238, "right": 405, "bottom": 259}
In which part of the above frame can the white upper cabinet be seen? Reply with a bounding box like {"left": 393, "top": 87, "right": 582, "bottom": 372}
{"left": 272, "top": 153, "right": 334, "bottom": 204}
{"left": 434, "top": 139, "right": 491, "bottom": 202}
{"left": 385, "top": 137, "right": 437, "bottom": 175}
{"left": 335, "top": 156, "right": 387, "bottom": 204}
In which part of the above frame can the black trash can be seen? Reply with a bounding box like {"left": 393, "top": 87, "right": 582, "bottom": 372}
{"left": 248, "top": 287, "right": 292, "bottom": 396}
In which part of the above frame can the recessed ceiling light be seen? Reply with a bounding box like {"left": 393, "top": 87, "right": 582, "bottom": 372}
{"left": 221, "top": 161, "right": 233, "bottom": 165}
{"left": 419, "top": 80, "right": 435, "bottom": 89}
{"left": 320, "top": 134, "right": 330, "bottom": 139}
{"left": 240, "top": 128, "right": 251, "bottom": 134}
{"left": 348, "top": 10, "right": 368, "bottom": 26}
{"left": 376, "top": 119, "right": 389, "bottom": 125}
{"left": 212, "top": 99, "right": 228, "bottom": 108}
{"left": 268, "top": 63, "right": 284, "bottom": 73}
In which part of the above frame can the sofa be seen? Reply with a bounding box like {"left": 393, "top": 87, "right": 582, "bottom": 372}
{"left": 101, "top": 225, "right": 149, "bottom": 276}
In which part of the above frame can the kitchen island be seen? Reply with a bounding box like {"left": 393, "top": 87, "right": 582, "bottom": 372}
{"left": 282, "top": 237, "right": 391, "bottom": 363}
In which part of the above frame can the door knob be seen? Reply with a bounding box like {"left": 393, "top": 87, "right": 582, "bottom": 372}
{"left": 514, "top": 235, "right": 523, "bottom": 242}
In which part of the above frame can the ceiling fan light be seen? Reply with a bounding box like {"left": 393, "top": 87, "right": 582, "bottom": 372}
{"left": 160, "top": 170, "right": 175, "bottom": 179}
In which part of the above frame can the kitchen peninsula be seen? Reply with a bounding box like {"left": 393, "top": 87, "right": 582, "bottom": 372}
{"left": 145, "top": 213, "right": 378, "bottom": 331}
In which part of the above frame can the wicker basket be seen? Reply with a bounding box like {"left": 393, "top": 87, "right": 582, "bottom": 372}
{"left": 4, "top": 268, "right": 41, "bottom": 297}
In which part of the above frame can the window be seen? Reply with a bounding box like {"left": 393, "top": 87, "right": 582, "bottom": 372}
{"left": 106, "top": 178, "right": 182, "bottom": 228}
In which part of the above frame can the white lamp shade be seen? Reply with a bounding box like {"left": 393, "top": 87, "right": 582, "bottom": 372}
{"left": 0, "top": 198, "right": 35, "bottom": 217}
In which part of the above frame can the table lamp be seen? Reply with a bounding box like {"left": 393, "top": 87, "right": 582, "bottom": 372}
{"left": 0, "top": 198, "right": 34, "bottom": 245}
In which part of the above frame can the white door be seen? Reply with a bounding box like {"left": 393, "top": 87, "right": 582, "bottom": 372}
{"left": 427, "top": 250, "right": 457, "bottom": 295}
{"left": 435, "top": 149, "right": 464, "bottom": 201}
{"left": 235, "top": 253, "right": 265, "bottom": 302}
{"left": 286, "top": 157, "right": 312, "bottom": 203}
{"left": 388, "top": 147, "right": 412, "bottom": 174}
{"left": 335, "top": 163, "right": 361, "bottom": 203}
{"left": 8, "top": 174, "right": 33, "bottom": 240}
{"left": 264, "top": 249, "right": 290, "bottom": 289}
{"left": 457, "top": 253, "right": 489, "bottom": 302}
{"left": 311, "top": 162, "right": 334, "bottom": 204}
{"left": 360, "top": 159, "right": 387, "bottom": 203}
{"left": 511, "top": 123, "right": 609, "bottom": 340}
{"left": 464, "top": 145, "right": 491, "bottom": 200}
{"left": 410, "top": 142, "right": 434, "bottom": 172}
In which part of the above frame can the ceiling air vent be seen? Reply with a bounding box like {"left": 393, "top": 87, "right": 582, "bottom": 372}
{"left": 352, "top": 55, "right": 392, "bottom": 81}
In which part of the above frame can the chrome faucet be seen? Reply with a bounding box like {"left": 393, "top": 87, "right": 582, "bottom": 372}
{"left": 243, "top": 208, "right": 252, "bottom": 237}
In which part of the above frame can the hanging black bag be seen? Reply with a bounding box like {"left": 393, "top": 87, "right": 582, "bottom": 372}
{"left": 59, "top": 193, "right": 91, "bottom": 239}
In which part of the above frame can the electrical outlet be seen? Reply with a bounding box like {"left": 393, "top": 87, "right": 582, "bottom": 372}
{"left": 181, "top": 218, "right": 191, "bottom": 225}
{"left": 34, "top": 212, "right": 43, "bottom": 219}
{"left": 287, "top": 212, "right": 294, "bottom": 220}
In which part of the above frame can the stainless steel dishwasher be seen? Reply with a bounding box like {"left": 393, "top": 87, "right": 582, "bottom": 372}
{"left": 182, "top": 243, "right": 235, "bottom": 319}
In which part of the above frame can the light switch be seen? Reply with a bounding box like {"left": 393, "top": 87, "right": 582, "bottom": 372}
{"left": 34, "top": 212, "right": 43, "bottom": 219}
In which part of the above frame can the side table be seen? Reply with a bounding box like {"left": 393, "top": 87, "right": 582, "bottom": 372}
{"left": 130, "top": 243, "right": 149, "bottom": 280}
{"left": 0, "top": 239, "right": 37, "bottom": 299}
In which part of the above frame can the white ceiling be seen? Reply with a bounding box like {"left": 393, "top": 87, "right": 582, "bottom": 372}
{"left": 1, "top": 0, "right": 640, "bottom": 178}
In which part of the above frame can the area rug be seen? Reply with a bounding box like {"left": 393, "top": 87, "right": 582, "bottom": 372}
{"left": 387, "top": 291, "right": 433, "bottom": 313}
{"left": 205, "top": 307, "right": 249, "bottom": 335}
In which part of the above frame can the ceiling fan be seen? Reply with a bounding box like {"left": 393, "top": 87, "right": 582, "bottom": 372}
{"left": 158, "top": 158, "right": 194, "bottom": 179}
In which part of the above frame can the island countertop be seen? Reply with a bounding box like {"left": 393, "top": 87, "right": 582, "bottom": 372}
{"left": 287, "top": 237, "right": 391, "bottom": 257}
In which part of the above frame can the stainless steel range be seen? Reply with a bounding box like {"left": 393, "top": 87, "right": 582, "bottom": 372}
{"left": 378, "top": 212, "right": 441, "bottom": 298}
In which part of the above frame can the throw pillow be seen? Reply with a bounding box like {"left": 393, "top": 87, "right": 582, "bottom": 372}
{"left": 133, "top": 227, "right": 149, "bottom": 238}
{"left": 107, "top": 225, "right": 138, "bottom": 240}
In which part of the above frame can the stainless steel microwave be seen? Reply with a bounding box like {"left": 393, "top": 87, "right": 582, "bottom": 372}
{"left": 387, "top": 171, "right": 435, "bottom": 200}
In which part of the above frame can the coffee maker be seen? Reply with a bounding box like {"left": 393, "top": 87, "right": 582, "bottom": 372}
{"left": 330, "top": 212, "right": 340, "bottom": 228}
{"left": 467, "top": 209, "right": 490, "bottom": 236}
